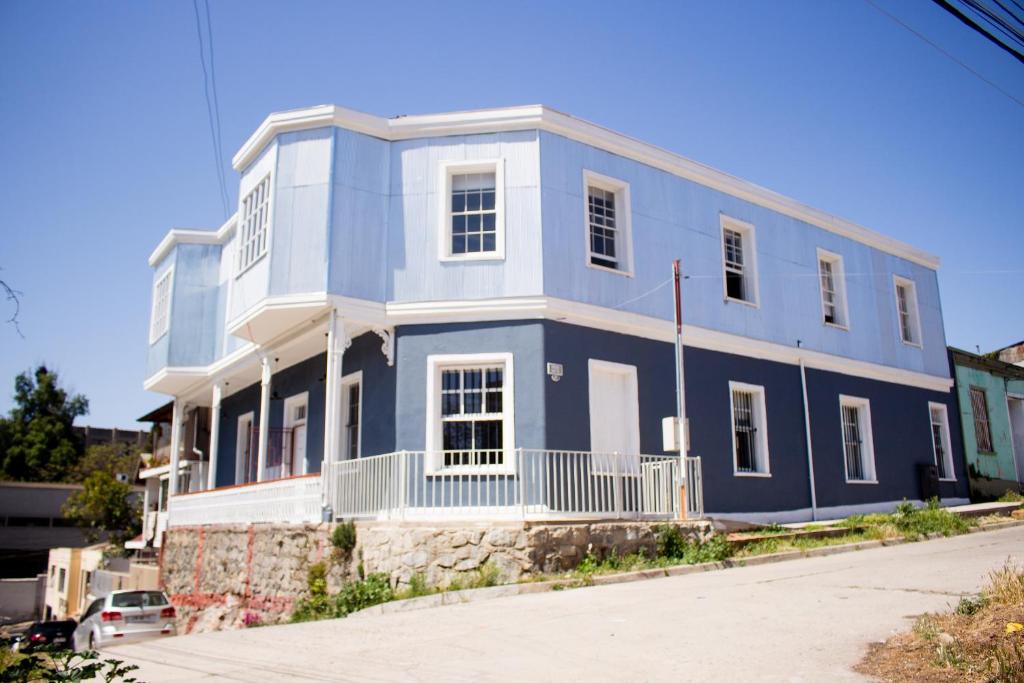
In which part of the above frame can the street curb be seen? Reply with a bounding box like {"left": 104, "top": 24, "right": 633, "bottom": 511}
{"left": 348, "top": 518, "right": 1024, "bottom": 619}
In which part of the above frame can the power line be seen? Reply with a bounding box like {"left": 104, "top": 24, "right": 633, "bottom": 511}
{"left": 930, "top": 0, "right": 1024, "bottom": 63}
{"left": 191, "top": 0, "right": 230, "bottom": 219}
{"left": 863, "top": 0, "right": 1024, "bottom": 109}
{"left": 203, "top": 0, "right": 231, "bottom": 212}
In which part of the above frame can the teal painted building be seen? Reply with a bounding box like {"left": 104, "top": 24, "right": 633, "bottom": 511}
{"left": 950, "top": 348, "right": 1024, "bottom": 500}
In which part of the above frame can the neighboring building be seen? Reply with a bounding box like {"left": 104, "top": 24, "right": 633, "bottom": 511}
{"left": 949, "top": 347, "right": 1024, "bottom": 500}
{"left": 0, "top": 481, "right": 92, "bottom": 579}
{"left": 72, "top": 425, "right": 149, "bottom": 452}
{"left": 42, "top": 544, "right": 105, "bottom": 620}
{"left": 995, "top": 340, "right": 1024, "bottom": 367}
{"left": 144, "top": 104, "right": 966, "bottom": 527}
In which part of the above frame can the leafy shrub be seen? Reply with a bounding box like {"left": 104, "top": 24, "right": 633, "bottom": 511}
{"left": 655, "top": 525, "right": 734, "bottom": 564}
{"left": 893, "top": 498, "right": 971, "bottom": 539}
{"left": 331, "top": 521, "right": 357, "bottom": 554}
{"left": 954, "top": 594, "right": 987, "bottom": 616}
{"left": 291, "top": 561, "right": 332, "bottom": 623}
{"left": 396, "top": 572, "right": 433, "bottom": 599}
{"left": 335, "top": 573, "right": 393, "bottom": 615}
{"left": 469, "top": 561, "right": 501, "bottom": 588}
{"left": 0, "top": 646, "right": 139, "bottom": 682}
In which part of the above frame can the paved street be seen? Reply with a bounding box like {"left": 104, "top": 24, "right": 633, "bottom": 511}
{"left": 109, "top": 526, "right": 1024, "bottom": 682}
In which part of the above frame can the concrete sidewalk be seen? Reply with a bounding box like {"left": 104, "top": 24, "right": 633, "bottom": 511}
{"left": 108, "top": 525, "right": 1024, "bottom": 682}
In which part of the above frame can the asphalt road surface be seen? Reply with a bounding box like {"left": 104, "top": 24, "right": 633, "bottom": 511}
{"left": 108, "top": 525, "right": 1024, "bottom": 682}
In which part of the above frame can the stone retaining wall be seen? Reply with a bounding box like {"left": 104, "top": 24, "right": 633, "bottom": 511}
{"left": 160, "top": 519, "right": 712, "bottom": 633}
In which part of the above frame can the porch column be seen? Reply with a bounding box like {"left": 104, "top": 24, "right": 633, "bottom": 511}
{"left": 167, "top": 399, "right": 183, "bottom": 497}
{"left": 207, "top": 382, "right": 222, "bottom": 490}
{"left": 256, "top": 357, "right": 272, "bottom": 482}
{"left": 322, "top": 310, "right": 349, "bottom": 511}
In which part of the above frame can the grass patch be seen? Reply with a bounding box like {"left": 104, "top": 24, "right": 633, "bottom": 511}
{"left": 858, "top": 560, "right": 1024, "bottom": 682}
{"left": 998, "top": 491, "right": 1024, "bottom": 504}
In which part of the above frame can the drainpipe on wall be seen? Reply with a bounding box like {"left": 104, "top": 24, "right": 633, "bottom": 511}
{"left": 799, "top": 354, "right": 818, "bottom": 521}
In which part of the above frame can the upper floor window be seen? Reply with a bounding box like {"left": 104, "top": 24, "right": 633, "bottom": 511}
{"left": 928, "top": 402, "right": 955, "bottom": 481}
{"left": 426, "top": 353, "right": 515, "bottom": 473}
{"left": 149, "top": 268, "right": 173, "bottom": 344}
{"left": 730, "top": 382, "right": 770, "bottom": 476}
{"left": 439, "top": 160, "right": 504, "bottom": 261}
{"left": 720, "top": 216, "right": 759, "bottom": 306}
{"left": 583, "top": 171, "right": 633, "bottom": 276}
{"left": 237, "top": 174, "right": 271, "bottom": 275}
{"left": 893, "top": 275, "right": 922, "bottom": 346}
{"left": 969, "top": 386, "right": 993, "bottom": 452}
{"left": 840, "top": 395, "right": 877, "bottom": 483}
{"left": 817, "top": 249, "right": 849, "bottom": 329}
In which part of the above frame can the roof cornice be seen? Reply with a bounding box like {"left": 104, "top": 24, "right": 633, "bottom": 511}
{"left": 148, "top": 214, "right": 237, "bottom": 267}
{"left": 229, "top": 104, "right": 940, "bottom": 270}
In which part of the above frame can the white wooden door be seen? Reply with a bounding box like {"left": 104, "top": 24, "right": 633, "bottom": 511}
{"left": 588, "top": 360, "right": 641, "bottom": 473}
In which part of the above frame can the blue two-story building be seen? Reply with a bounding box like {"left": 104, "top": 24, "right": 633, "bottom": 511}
{"left": 145, "top": 104, "right": 968, "bottom": 528}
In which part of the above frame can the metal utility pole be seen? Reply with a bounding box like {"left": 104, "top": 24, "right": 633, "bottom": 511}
{"left": 673, "top": 260, "right": 688, "bottom": 516}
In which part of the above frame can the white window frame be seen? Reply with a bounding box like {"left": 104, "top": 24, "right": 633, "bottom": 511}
{"left": 438, "top": 159, "right": 505, "bottom": 262}
{"left": 282, "top": 392, "right": 309, "bottom": 476}
{"left": 728, "top": 381, "right": 771, "bottom": 477}
{"left": 340, "top": 371, "right": 363, "bottom": 460}
{"left": 236, "top": 173, "right": 272, "bottom": 277}
{"left": 928, "top": 402, "right": 956, "bottom": 482}
{"left": 720, "top": 215, "right": 760, "bottom": 307}
{"left": 149, "top": 267, "right": 174, "bottom": 344}
{"left": 839, "top": 395, "right": 877, "bottom": 484}
{"left": 424, "top": 352, "right": 515, "bottom": 475}
{"left": 583, "top": 170, "right": 634, "bottom": 277}
{"left": 893, "top": 275, "right": 922, "bottom": 347}
{"left": 816, "top": 248, "right": 849, "bottom": 330}
{"left": 234, "top": 411, "right": 255, "bottom": 485}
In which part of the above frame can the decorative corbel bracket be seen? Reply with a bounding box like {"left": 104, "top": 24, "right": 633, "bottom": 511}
{"left": 374, "top": 327, "right": 395, "bottom": 367}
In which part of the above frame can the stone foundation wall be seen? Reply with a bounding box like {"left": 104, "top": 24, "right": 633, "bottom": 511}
{"left": 160, "top": 519, "right": 712, "bottom": 633}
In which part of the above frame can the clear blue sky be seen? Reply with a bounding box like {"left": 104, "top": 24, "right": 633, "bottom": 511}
{"left": 1, "top": 0, "right": 1021, "bottom": 429}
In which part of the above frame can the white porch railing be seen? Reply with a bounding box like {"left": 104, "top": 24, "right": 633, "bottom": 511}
{"left": 327, "top": 450, "right": 704, "bottom": 521}
{"left": 167, "top": 474, "right": 322, "bottom": 527}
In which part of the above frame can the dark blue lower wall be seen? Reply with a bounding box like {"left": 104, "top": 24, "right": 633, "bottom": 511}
{"left": 341, "top": 332, "right": 397, "bottom": 457}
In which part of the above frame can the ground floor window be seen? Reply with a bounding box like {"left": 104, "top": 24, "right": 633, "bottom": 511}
{"left": 426, "top": 353, "right": 515, "bottom": 472}
{"left": 840, "top": 396, "right": 876, "bottom": 483}
{"left": 341, "top": 372, "right": 362, "bottom": 460}
{"left": 235, "top": 412, "right": 256, "bottom": 484}
{"left": 729, "top": 382, "right": 770, "bottom": 476}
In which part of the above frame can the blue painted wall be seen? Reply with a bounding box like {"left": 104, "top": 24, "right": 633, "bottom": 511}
{"left": 394, "top": 321, "right": 546, "bottom": 451}
{"left": 340, "top": 332, "right": 397, "bottom": 457}
{"left": 215, "top": 381, "right": 261, "bottom": 487}
{"left": 538, "top": 131, "right": 949, "bottom": 379}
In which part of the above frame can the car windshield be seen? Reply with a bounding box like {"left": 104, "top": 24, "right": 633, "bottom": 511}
{"left": 111, "top": 591, "right": 168, "bottom": 608}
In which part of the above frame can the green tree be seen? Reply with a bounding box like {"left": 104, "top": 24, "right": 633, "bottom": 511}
{"left": 63, "top": 470, "right": 141, "bottom": 548}
{"left": 0, "top": 365, "right": 89, "bottom": 481}
{"left": 70, "top": 442, "right": 140, "bottom": 484}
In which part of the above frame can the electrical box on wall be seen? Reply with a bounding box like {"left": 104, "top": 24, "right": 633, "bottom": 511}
{"left": 662, "top": 416, "right": 689, "bottom": 452}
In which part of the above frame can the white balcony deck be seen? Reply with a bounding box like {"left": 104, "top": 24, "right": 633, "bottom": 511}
{"left": 167, "top": 474, "right": 322, "bottom": 527}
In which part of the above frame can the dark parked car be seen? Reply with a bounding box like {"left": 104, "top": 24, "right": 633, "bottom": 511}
{"left": 11, "top": 620, "right": 77, "bottom": 652}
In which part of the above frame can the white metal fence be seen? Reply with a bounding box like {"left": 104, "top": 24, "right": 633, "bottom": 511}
{"left": 168, "top": 474, "right": 322, "bottom": 527}
{"left": 327, "top": 450, "right": 703, "bottom": 521}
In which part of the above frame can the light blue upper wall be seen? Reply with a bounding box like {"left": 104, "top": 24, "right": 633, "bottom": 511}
{"left": 147, "top": 243, "right": 222, "bottom": 376}
{"left": 539, "top": 131, "right": 949, "bottom": 378}
{"left": 327, "top": 127, "right": 390, "bottom": 301}
{"left": 386, "top": 130, "right": 543, "bottom": 302}
{"left": 269, "top": 129, "right": 332, "bottom": 297}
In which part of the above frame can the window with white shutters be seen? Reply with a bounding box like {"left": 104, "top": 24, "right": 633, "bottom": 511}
{"left": 237, "top": 175, "right": 271, "bottom": 274}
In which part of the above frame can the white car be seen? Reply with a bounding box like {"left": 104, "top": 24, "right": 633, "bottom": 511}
{"left": 72, "top": 590, "right": 177, "bottom": 650}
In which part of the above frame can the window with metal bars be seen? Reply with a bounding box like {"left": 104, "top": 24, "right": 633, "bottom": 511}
{"left": 969, "top": 386, "right": 993, "bottom": 452}
{"left": 450, "top": 173, "right": 497, "bottom": 255}
{"left": 440, "top": 366, "right": 504, "bottom": 467}
{"left": 730, "top": 383, "right": 769, "bottom": 475}
{"left": 929, "top": 404, "right": 953, "bottom": 479}
{"left": 840, "top": 398, "right": 875, "bottom": 482}
{"left": 237, "top": 175, "right": 271, "bottom": 274}
{"left": 588, "top": 186, "right": 618, "bottom": 269}
{"left": 149, "top": 268, "right": 173, "bottom": 343}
